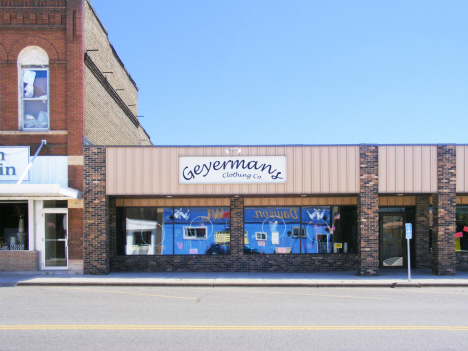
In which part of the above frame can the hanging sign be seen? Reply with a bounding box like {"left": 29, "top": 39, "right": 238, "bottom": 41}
{"left": 0, "top": 147, "right": 30, "bottom": 181}
{"left": 179, "top": 156, "right": 287, "bottom": 184}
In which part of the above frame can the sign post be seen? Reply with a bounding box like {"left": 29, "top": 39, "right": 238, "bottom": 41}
{"left": 405, "top": 223, "right": 412, "bottom": 282}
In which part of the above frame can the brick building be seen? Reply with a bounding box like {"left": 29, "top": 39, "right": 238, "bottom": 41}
{"left": 0, "top": 0, "right": 151, "bottom": 272}
{"left": 83, "top": 144, "right": 468, "bottom": 276}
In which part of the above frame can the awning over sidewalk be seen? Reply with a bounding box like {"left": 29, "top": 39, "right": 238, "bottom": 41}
{"left": 0, "top": 184, "right": 82, "bottom": 199}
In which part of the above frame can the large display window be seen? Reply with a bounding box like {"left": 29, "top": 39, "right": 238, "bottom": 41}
{"left": 116, "top": 206, "right": 231, "bottom": 255}
{"left": 244, "top": 206, "right": 357, "bottom": 254}
{"left": 0, "top": 202, "right": 29, "bottom": 251}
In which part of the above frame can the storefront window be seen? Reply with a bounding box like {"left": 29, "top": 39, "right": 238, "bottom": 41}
{"left": 0, "top": 202, "right": 29, "bottom": 250}
{"left": 116, "top": 206, "right": 231, "bottom": 255}
{"left": 456, "top": 206, "right": 468, "bottom": 252}
{"left": 244, "top": 206, "right": 357, "bottom": 254}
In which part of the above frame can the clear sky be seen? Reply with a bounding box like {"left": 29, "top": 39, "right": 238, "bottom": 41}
{"left": 90, "top": 0, "right": 468, "bottom": 146}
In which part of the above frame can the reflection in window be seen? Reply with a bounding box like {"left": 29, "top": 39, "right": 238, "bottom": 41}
{"left": 244, "top": 206, "right": 357, "bottom": 254}
{"left": 22, "top": 68, "right": 49, "bottom": 130}
{"left": 116, "top": 207, "right": 231, "bottom": 255}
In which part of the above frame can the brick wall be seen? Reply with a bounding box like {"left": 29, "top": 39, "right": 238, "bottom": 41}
{"left": 0, "top": 2, "right": 69, "bottom": 154}
{"left": 415, "top": 195, "right": 431, "bottom": 268}
{"left": 83, "top": 146, "right": 109, "bottom": 274}
{"left": 0, "top": 251, "right": 39, "bottom": 271}
{"left": 432, "top": 145, "right": 457, "bottom": 275}
{"left": 83, "top": 0, "right": 151, "bottom": 146}
{"left": 357, "top": 145, "right": 379, "bottom": 276}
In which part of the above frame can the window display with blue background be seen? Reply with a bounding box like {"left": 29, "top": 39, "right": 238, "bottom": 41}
{"left": 116, "top": 207, "right": 231, "bottom": 255}
{"left": 244, "top": 206, "right": 357, "bottom": 254}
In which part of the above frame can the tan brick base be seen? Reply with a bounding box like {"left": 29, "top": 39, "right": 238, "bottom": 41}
{"left": 0, "top": 251, "right": 39, "bottom": 271}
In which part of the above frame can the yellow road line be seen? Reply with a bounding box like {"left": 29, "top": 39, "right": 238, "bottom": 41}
{"left": 50, "top": 287, "right": 197, "bottom": 300}
{"left": 0, "top": 325, "right": 467, "bottom": 331}
{"left": 193, "top": 287, "right": 391, "bottom": 300}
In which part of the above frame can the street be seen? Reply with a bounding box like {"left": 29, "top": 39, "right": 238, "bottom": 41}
{"left": 1, "top": 286, "right": 467, "bottom": 350}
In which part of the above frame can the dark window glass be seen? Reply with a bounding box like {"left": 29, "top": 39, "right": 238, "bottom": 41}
{"left": 0, "top": 202, "right": 29, "bottom": 250}
{"left": 456, "top": 206, "right": 468, "bottom": 252}
{"left": 43, "top": 200, "right": 67, "bottom": 208}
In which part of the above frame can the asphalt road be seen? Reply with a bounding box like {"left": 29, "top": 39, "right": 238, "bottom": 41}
{"left": 1, "top": 286, "right": 467, "bottom": 350}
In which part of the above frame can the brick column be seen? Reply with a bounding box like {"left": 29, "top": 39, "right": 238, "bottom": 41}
{"left": 432, "top": 145, "right": 456, "bottom": 275}
{"left": 415, "top": 196, "right": 431, "bottom": 268}
{"left": 358, "top": 145, "right": 379, "bottom": 276}
{"left": 83, "top": 147, "right": 109, "bottom": 274}
{"left": 230, "top": 197, "right": 244, "bottom": 258}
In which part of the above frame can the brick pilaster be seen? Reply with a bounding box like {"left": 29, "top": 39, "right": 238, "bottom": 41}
{"left": 432, "top": 145, "right": 456, "bottom": 275}
{"left": 83, "top": 146, "right": 109, "bottom": 274}
{"left": 358, "top": 145, "right": 379, "bottom": 276}
{"left": 415, "top": 195, "right": 431, "bottom": 268}
{"left": 230, "top": 197, "right": 244, "bottom": 258}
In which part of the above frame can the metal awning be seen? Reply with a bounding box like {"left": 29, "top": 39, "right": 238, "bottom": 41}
{"left": 0, "top": 184, "right": 82, "bottom": 199}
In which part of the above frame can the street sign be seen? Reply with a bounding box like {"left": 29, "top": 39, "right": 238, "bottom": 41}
{"left": 405, "top": 223, "right": 412, "bottom": 282}
{"left": 405, "top": 223, "right": 412, "bottom": 239}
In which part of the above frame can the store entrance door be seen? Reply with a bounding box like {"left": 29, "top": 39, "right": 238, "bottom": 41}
{"left": 43, "top": 210, "right": 68, "bottom": 269}
{"left": 379, "top": 214, "right": 406, "bottom": 267}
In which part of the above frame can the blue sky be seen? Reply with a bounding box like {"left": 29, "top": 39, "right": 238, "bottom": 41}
{"left": 90, "top": 0, "right": 468, "bottom": 146}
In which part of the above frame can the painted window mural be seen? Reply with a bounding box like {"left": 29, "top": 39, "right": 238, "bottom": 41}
{"left": 116, "top": 207, "right": 231, "bottom": 255}
{"left": 244, "top": 206, "right": 357, "bottom": 254}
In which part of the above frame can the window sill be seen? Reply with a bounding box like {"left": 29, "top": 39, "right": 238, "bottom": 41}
{"left": 0, "top": 130, "right": 68, "bottom": 135}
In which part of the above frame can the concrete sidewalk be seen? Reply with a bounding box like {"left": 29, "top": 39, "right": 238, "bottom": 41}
{"left": 1, "top": 269, "right": 468, "bottom": 287}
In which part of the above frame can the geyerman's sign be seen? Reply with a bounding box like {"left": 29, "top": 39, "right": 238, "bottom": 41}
{"left": 0, "top": 147, "right": 29, "bottom": 181}
{"left": 179, "top": 156, "right": 287, "bottom": 184}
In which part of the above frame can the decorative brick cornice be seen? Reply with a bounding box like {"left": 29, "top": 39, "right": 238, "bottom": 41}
{"left": 0, "top": 1, "right": 67, "bottom": 7}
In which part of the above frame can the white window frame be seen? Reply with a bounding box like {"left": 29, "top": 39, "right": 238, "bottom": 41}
{"left": 255, "top": 232, "right": 267, "bottom": 241}
{"left": 183, "top": 226, "right": 207, "bottom": 240}
{"left": 21, "top": 66, "right": 49, "bottom": 131}
{"left": 292, "top": 226, "right": 306, "bottom": 238}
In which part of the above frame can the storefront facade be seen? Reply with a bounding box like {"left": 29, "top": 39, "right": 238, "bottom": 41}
{"left": 0, "top": 146, "right": 82, "bottom": 271}
{"left": 84, "top": 144, "right": 468, "bottom": 276}
{"left": 0, "top": 0, "right": 151, "bottom": 272}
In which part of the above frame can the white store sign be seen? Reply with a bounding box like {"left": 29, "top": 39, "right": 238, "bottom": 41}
{"left": 179, "top": 156, "right": 287, "bottom": 184}
{"left": 0, "top": 147, "right": 30, "bottom": 181}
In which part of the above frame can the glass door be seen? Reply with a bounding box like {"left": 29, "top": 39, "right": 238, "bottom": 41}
{"left": 380, "top": 214, "right": 405, "bottom": 267}
{"left": 43, "top": 211, "right": 68, "bottom": 268}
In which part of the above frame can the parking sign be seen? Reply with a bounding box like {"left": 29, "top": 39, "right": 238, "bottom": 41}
{"left": 405, "top": 223, "right": 412, "bottom": 239}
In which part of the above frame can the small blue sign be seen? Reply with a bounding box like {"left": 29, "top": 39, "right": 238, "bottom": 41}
{"left": 405, "top": 223, "right": 412, "bottom": 239}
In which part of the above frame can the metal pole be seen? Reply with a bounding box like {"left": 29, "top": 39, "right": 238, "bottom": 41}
{"left": 17, "top": 140, "right": 46, "bottom": 184}
{"left": 407, "top": 238, "right": 411, "bottom": 282}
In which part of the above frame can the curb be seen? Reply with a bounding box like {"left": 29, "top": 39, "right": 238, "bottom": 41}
{"left": 13, "top": 280, "right": 468, "bottom": 288}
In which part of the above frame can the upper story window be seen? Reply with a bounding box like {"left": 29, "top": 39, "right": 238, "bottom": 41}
{"left": 18, "top": 47, "right": 49, "bottom": 131}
